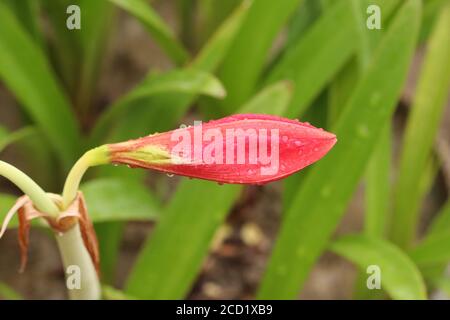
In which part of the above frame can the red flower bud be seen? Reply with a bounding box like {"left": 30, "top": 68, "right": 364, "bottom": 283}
{"left": 108, "top": 114, "right": 336, "bottom": 184}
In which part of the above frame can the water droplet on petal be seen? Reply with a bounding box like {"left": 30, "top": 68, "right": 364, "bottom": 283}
{"left": 282, "top": 135, "right": 288, "bottom": 143}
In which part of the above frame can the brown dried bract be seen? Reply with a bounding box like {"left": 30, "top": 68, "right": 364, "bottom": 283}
{"left": 0, "top": 192, "right": 99, "bottom": 275}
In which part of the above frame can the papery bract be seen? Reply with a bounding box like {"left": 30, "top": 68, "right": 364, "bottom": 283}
{"left": 0, "top": 192, "right": 99, "bottom": 273}
{"left": 108, "top": 114, "right": 336, "bottom": 184}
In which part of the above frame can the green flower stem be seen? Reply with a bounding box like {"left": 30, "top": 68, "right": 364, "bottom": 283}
{"left": 58, "top": 146, "right": 109, "bottom": 300}
{"left": 55, "top": 223, "right": 101, "bottom": 300}
{"left": 0, "top": 160, "right": 59, "bottom": 216}
{"left": 62, "top": 145, "right": 110, "bottom": 208}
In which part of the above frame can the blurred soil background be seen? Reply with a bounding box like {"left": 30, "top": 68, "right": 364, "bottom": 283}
{"left": 0, "top": 0, "right": 449, "bottom": 299}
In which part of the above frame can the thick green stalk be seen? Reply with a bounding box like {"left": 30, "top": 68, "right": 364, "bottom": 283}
{"left": 62, "top": 146, "right": 110, "bottom": 208}
{"left": 0, "top": 160, "right": 58, "bottom": 216}
{"left": 59, "top": 146, "right": 110, "bottom": 300}
{"left": 55, "top": 224, "right": 101, "bottom": 300}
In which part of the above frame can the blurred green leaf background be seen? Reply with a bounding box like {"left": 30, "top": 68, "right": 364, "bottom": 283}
{"left": 0, "top": 0, "right": 449, "bottom": 300}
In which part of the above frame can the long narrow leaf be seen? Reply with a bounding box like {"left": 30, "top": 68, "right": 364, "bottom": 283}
{"left": 266, "top": 0, "right": 358, "bottom": 118}
{"left": 0, "top": 3, "right": 81, "bottom": 168}
{"left": 330, "top": 234, "right": 427, "bottom": 300}
{"left": 217, "top": 0, "right": 302, "bottom": 113}
{"left": 91, "top": 69, "right": 226, "bottom": 144}
{"left": 108, "top": 0, "right": 189, "bottom": 65}
{"left": 258, "top": 0, "right": 421, "bottom": 299}
{"left": 239, "top": 81, "right": 293, "bottom": 115}
{"left": 190, "top": 0, "right": 252, "bottom": 72}
{"left": 126, "top": 181, "right": 240, "bottom": 299}
{"left": 81, "top": 178, "right": 161, "bottom": 222}
{"left": 409, "top": 232, "right": 450, "bottom": 267}
{"left": 391, "top": 3, "right": 450, "bottom": 248}
{"left": 0, "top": 126, "right": 36, "bottom": 153}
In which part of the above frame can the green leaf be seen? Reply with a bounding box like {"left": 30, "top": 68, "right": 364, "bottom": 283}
{"left": 104, "top": 0, "right": 251, "bottom": 145}
{"left": 329, "top": 234, "right": 427, "bottom": 300}
{"left": 265, "top": 0, "right": 358, "bottom": 118}
{"left": 239, "top": 81, "right": 293, "bottom": 115}
{"left": 432, "top": 277, "right": 450, "bottom": 297}
{"left": 409, "top": 232, "right": 450, "bottom": 267}
{"left": 427, "top": 200, "right": 450, "bottom": 236}
{"left": 80, "top": 178, "right": 161, "bottom": 223}
{"left": 41, "top": 0, "right": 81, "bottom": 92}
{"left": 365, "top": 124, "right": 391, "bottom": 237}
{"left": 76, "top": 0, "right": 115, "bottom": 115}
{"left": 0, "top": 282, "right": 22, "bottom": 300}
{"left": 391, "top": 3, "right": 450, "bottom": 249}
{"left": 3, "top": 0, "right": 43, "bottom": 46}
{"left": 125, "top": 180, "right": 241, "bottom": 299}
{"left": 0, "top": 193, "right": 18, "bottom": 229}
{"left": 96, "top": 221, "right": 125, "bottom": 284}
{"left": 217, "top": 0, "right": 302, "bottom": 113}
{"left": 195, "top": 0, "right": 242, "bottom": 47}
{"left": 81, "top": 176, "right": 161, "bottom": 282}
{"left": 349, "top": 1, "right": 402, "bottom": 299}
{"left": 176, "top": 0, "right": 196, "bottom": 49}
{"left": 102, "top": 284, "right": 137, "bottom": 300}
{"left": 419, "top": 0, "right": 448, "bottom": 43}
{"left": 285, "top": 0, "right": 323, "bottom": 49}
{"left": 0, "top": 126, "right": 36, "bottom": 153}
{"left": 108, "top": 0, "right": 189, "bottom": 65}
{"left": 258, "top": 0, "right": 421, "bottom": 299}
{"left": 409, "top": 200, "right": 450, "bottom": 268}
{"left": 0, "top": 2, "right": 81, "bottom": 169}
{"left": 191, "top": 0, "right": 252, "bottom": 72}
{"left": 327, "top": 0, "right": 400, "bottom": 124}
{"left": 91, "top": 69, "right": 226, "bottom": 143}
{"left": 415, "top": 200, "right": 450, "bottom": 282}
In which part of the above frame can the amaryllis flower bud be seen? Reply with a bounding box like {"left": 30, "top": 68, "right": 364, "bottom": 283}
{"left": 108, "top": 114, "right": 336, "bottom": 184}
